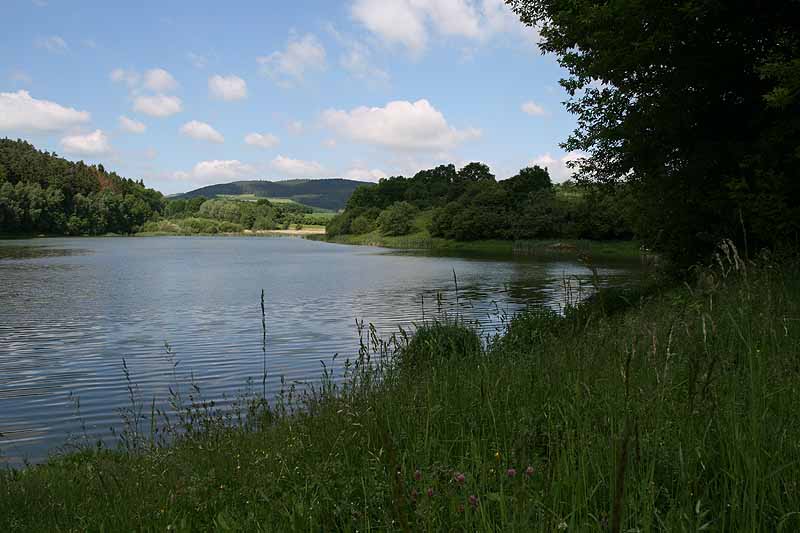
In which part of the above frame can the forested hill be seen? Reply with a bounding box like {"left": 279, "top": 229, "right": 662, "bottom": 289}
{"left": 0, "top": 138, "right": 163, "bottom": 235}
{"left": 173, "top": 179, "right": 367, "bottom": 211}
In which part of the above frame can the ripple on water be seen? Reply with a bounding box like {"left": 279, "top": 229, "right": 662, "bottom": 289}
{"left": 0, "top": 236, "right": 641, "bottom": 465}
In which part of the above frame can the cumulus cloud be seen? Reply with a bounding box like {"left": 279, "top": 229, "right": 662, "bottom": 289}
{"left": 0, "top": 90, "right": 90, "bottom": 132}
{"left": 133, "top": 94, "right": 183, "bottom": 117}
{"left": 322, "top": 99, "right": 480, "bottom": 152}
{"left": 110, "top": 68, "right": 140, "bottom": 88}
{"left": 36, "top": 35, "right": 68, "bottom": 53}
{"left": 271, "top": 155, "right": 327, "bottom": 177}
{"left": 530, "top": 151, "right": 587, "bottom": 182}
{"left": 143, "top": 68, "right": 178, "bottom": 92}
{"left": 351, "top": 0, "right": 537, "bottom": 53}
{"left": 119, "top": 115, "right": 146, "bottom": 134}
{"left": 172, "top": 160, "right": 256, "bottom": 185}
{"left": 258, "top": 33, "right": 326, "bottom": 86}
{"left": 521, "top": 101, "right": 547, "bottom": 116}
{"left": 343, "top": 167, "right": 388, "bottom": 182}
{"left": 180, "top": 120, "right": 224, "bottom": 143}
{"left": 244, "top": 132, "right": 279, "bottom": 149}
{"left": 209, "top": 74, "right": 248, "bottom": 101}
{"left": 61, "top": 129, "right": 111, "bottom": 156}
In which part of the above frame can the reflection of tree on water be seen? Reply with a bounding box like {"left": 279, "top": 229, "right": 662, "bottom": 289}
{"left": 0, "top": 244, "right": 90, "bottom": 260}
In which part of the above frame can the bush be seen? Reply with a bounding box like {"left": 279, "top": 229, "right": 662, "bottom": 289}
{"left": 377, "top": 201, "right": 417, "bottom": 236}
{"left": 349, "top": 215, "right": 374, "bottom": 234}
{"left": 398, "top": 321, "right": 482, "bottom": 370}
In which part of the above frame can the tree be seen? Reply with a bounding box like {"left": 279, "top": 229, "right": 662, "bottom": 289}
{"left": 506, "top": 0, "right": 800, "bottom": 265}
{"left": 377, "top": 202, "right": 417, "bottom": 236}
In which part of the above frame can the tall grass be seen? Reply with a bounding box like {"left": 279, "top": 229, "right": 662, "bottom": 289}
{"left": 1, "top": 248, "right": 798, "bottom": 531}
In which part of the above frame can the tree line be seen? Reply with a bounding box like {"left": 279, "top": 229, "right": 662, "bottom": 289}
{"left": 0, "top": 139, "right": 163, "bottom": 235}
{"left": 505, "top": 0, "right": 800, "bottom": 266}
{"left": 327, "top": 162, "right": 636, "bottom": 242}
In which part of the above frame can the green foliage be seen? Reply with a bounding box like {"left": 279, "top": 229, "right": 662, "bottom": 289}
{"left": 2, "top": 258, "right": 798, "bottom": 531}
{"left": 139, "top": 217, "right": 243, "bottom": 235}
{"left": 506, "top": 0, "right": 800, "bottom": 266}
{"left": 0, "top": 138, "right": 163, "bottom": 235}
{"left": 398, "top": 320, "right": 482, "bottom": 370}
{"left": 377, "top": 201, "right": 417, "bottom": 236}
{"left": 331, "top": 161, "right": 636, "bottom": 243}
{"left": 349, "top": 214, "right": 375, "bottom": 235}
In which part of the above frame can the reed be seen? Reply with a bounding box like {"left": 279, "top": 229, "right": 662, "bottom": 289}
{"left": 1, "top": 247, "right": 798, "bottom": 531}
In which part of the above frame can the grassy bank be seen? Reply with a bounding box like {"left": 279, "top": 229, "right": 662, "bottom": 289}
{"left": 316, "top": 229, "right": 642, "bottom": 261}
{"left": 2, "top": 253, "right": 799, "bottom": 531}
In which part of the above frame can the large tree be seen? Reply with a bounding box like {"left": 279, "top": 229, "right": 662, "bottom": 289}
{"left": 507, "top": 0, "right": 800, "bottom": 265}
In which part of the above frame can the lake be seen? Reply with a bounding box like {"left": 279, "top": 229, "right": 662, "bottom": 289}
{"left": 0, "top": 236, "right": 641, "bottom": 465}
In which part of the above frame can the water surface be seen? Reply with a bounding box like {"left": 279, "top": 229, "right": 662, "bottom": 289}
{"left": 0, "top": 236, "right": 640, "bottom": 465}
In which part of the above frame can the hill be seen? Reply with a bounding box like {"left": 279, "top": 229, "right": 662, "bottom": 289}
{"left": 0, "top": 138, "right": 163, "bottom": 235}
{"left": 173, "top": 179, "right": 370, "bottom": 211}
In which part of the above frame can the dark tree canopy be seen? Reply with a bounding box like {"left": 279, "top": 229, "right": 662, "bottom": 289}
{"left": 0, "top": 138, "right": 163, "bottom": 235}
{"left": 507, "top": 0, "right": 800, "bottom": 265}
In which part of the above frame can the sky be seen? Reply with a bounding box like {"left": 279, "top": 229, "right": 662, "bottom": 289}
{"left": 1, "top": 0, "right": 581, "bottom": 195}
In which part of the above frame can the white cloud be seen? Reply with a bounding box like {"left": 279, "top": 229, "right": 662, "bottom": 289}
{"left": 209, "top": 74, "right": 248, "bottom": 101}
{"left": 244, "top": 132, "right": 279, "bottom": 149}
{"left": 351, "top": 0, "right": 428, "bottom": 53}
{"left": 133, "top": 94, "right": 182, "bottom": 117}
{"left": 322, "top": 99, "right": 481, "bottom": 152}
{"left": 351, "top": 0, "right": 537, "bottom": 53}
{"left": 172, "top": 160, "right": 256, "bottom": 185}
{"left": 36, "top": 35, "right": 68, "bottom": 53}
{"left": 180, "top": 120, "right": 224, "bottom": 143}
{"left": 271, "top": 155, "right": 327, "bottom": 177}
{"left": 110, "top": 68, "right": 140, "bottom": 88}
{"left": 143, "top": 68, "right": 178, "bottom": 92}
{"left": 343, "top": 167, "right": 388, "bottom": 182}
{"left": 119, "top": 115, "right": 146, "bottom": 134}
{"left": 340, "top": 43, "right": 390, "bottom": 84}
{"left": 530, "top": 151, "right": 587, "bottom": 182}
{"left": 187, "top": 52, "right": 208, "bottom": 69}
{"left": 0, "top": 90, "right": 90, "bottom": 132}
{"left": 521, "top": 101, "right": 546, "bottom": 116}
{"left": 61, "top": 129, "right": 111, "bottom": 156}
{"left": 287, "top": 120, "right": 304, "bottom": 135}
{"left": 328, "top": 24, "right": 390, "bottom": 84}
{"left": 258, "top": 33, "right": 326, "bottom": 86}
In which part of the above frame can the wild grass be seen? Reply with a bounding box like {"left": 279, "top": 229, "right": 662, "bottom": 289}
{"left": 1, "top": 246, "right": 798, "bottom": 531}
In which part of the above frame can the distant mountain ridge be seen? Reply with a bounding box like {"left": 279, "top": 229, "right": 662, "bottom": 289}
{"left": 172, "top": 178, "right": 370, "bottom": 211}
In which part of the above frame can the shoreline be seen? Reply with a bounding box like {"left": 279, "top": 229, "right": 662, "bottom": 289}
{"left": 312, "top": 232, "right": 647, "bottom": 261}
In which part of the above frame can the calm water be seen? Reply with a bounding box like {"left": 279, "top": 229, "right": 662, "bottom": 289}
{"left": 0, "top": 237, "right": 640, "bottom": 465}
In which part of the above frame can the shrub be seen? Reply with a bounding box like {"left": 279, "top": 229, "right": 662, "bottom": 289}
{"left": 377, "top": 201, "right": 417, "bottom": 236}
{"left": 398, "top": 321, "right": 482, "bottom": 370}
{"left": 349, "top": 215, "right": 374, "bottom": 234}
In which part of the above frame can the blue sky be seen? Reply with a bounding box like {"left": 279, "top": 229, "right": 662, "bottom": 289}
{"left": 1, "top": 0, "right": 580, "bottom": 194}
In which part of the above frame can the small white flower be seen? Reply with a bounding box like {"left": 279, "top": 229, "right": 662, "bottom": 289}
{"left": 557, "top": 521, "right": 568, "bottom": 530}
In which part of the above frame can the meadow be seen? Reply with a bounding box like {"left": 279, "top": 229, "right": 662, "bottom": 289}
{"left": 1, "top": 243, "right": 797, "bottom": 531}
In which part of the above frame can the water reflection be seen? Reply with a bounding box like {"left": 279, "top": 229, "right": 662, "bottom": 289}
{"left": 0, "top": 237, "right": 641, "bottom": 465}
